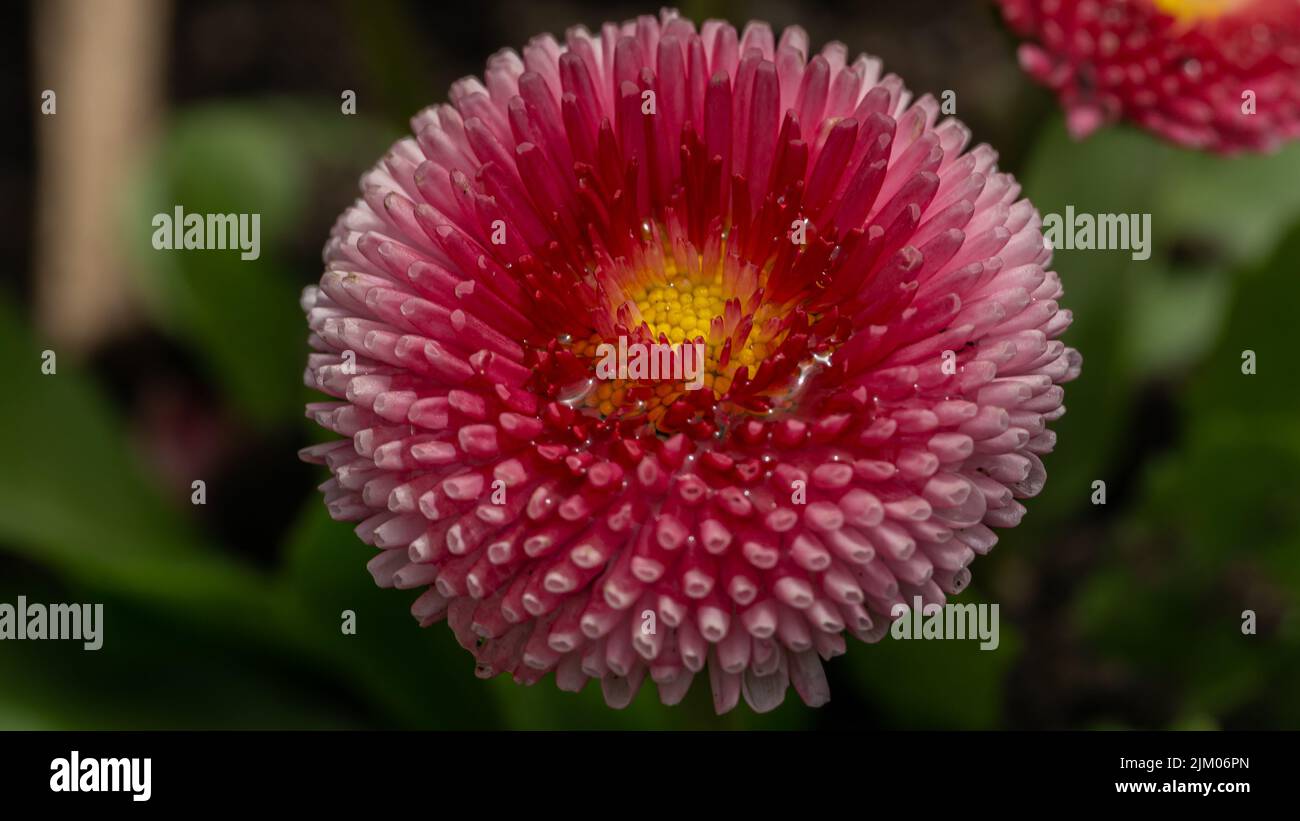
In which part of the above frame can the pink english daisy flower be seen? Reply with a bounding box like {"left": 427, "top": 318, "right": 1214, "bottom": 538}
{"left": 998, "top": 0, "right": 1300, "bottom": 152}
{"left": 300, "top": 10, "right": 1081, "bottom": 713}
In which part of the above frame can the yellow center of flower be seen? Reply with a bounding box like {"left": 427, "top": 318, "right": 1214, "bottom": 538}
{"left": 632, "top": 276, "right": 726, "bottom": 345}
{"left": 1152, "top": 0, "right": 1251, "bottom": 23}
{"left": 627, "top": 271, "right": 777, "bottom": 389}
{"left": 564, "top": 262, "right": 784, "bottom": 428}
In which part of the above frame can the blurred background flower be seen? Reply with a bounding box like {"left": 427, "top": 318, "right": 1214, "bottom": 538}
{"left": 2, "top": 0, "right": 1298, "bottom": 729}
{"left": 999, "top": 0, "right": 1300, "bottom": 152}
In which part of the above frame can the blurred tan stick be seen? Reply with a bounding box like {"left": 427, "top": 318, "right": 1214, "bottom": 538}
{"left": 34, "top": 0, "right": 170, "bottom": 351}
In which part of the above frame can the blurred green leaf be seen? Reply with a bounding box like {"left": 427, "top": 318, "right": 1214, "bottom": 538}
{"left": 1123, "top": 260, "right": 1227, "bottom": 385}
{"left": 123, "top": 101, "right": 399, "bottom": 428}
{"left": 843, "top": 604, "right": 1020, "bottom": 729}
{"left": 1155, "top": 145, "right": 1300, "bottom": 265}
{"left": 1071, "top": 222, "right": 1300, "bottom": 726}
{"left": 0, "top": 295, "right": 382, "bottom": 714}
{"left": 123, "top": 104, "right": 305, "bottom": 427}
{"left": 1019, "top": 121, "right": 1161, "bottom": 523}
{"left": 0, "top": 573, "right": 362, "bottom": 729}
{"left": 278, "top": 501, "right": 504, "bottom": 729}
{"left": 1185, "top": 225, "right": 1300, "bottom": 428}
{"left": 1017, "top": 120, "right": 1300, "bottom": 525}
{"left": 0, "top": 297, "right": 274, "bottom": 621}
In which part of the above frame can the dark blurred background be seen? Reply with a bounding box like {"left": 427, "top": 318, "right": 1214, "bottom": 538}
{"left": 1, "top": 0, "right": 1297, "bottom": 729}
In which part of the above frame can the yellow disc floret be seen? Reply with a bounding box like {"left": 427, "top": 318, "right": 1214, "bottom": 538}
{"left": 1152, "top": 0, "right": 1250, "bottom": 24}
{"left": 630, "top": 275, "right": 727, "bottom": 345}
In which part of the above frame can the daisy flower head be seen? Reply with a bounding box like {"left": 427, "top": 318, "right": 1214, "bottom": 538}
{"left": 301, "top": 10, "right": 1081, "bottom": 713}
